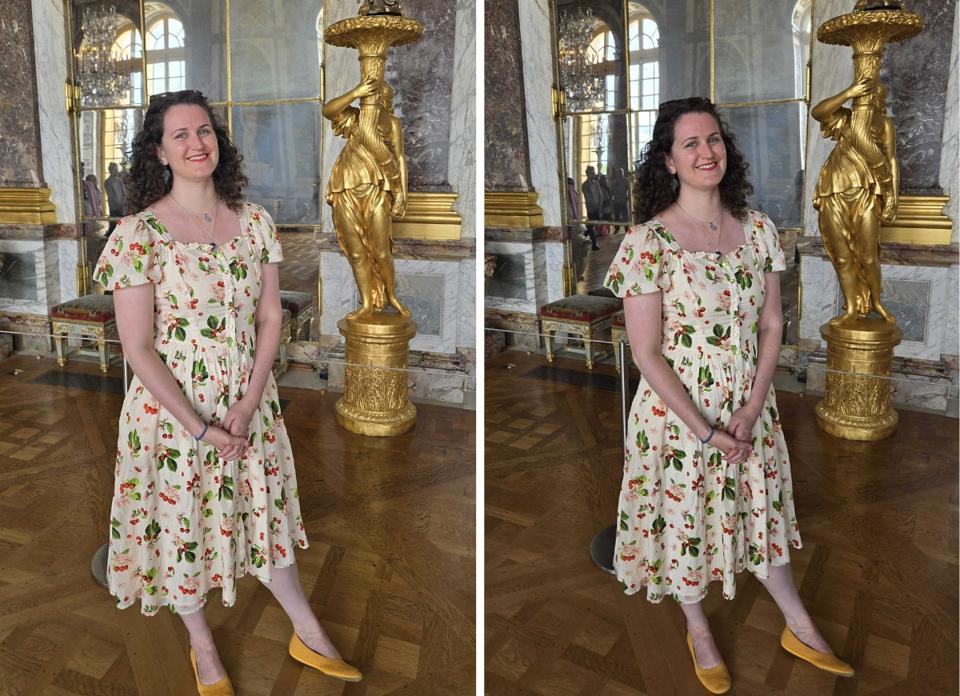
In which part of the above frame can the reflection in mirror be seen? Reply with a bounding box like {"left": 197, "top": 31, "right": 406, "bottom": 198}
{"left": 722, "top": 102, "right": 805, "bottom": 229}
{"left": 562, "top": 113, "right": 631, "bottom": 227}
{"left": 556, "top": 0, "right": 627, "bottom": 113}
{"left": 715, "top": 0, "right": 812, "bottom": 104}
{"left": 78, "top": 108, "right": 142, "bottom": 229}
{"left": 75, "top": 2, "right": 142, "bottom": 107}
{"left": 655, "top": 0, "right": 710, "bottom": 102}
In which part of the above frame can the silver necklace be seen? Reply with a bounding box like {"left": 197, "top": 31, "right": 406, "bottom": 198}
{"left": 170, "top": 193, "right": 220, "bottom": 249}
{"left": 676, "top": 201, "right": 724, "bottom": 255}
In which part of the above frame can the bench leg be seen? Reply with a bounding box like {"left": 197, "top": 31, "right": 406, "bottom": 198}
{"left": 584, "top": 333, "right": 594, "bottom": 370}
{"left": 544, "top": 329, "right": 554, "bottom": 363}
{"left": 54, "top": 333, "right": 66, "bottom": 367}
{"left": 613, "top": 341, "right": 621, "bottom": 374}
{"left": 97, "top": 335, "right": 108, "bottom": 373}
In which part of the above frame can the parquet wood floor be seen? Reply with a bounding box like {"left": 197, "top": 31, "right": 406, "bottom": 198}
{"left": 0, "top": 355, "right": 474, "bottom": 696}
{"left": 485, "top": 351, "right": 959, "bottom": 696}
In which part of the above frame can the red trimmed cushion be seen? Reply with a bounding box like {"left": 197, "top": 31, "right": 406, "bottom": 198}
{"left": 279, "top": 290, "right": 313, "bottom": 315}
{"left": 539, "top": 295, "right": 621, "bottom": 322}
{"left": 611, "top": 310, "right": 626, "bottom": 328}
{"left": 50, "top": 294, "right": 116, "bottom": 322}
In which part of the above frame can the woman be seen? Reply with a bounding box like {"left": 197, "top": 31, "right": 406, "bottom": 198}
{"left": 94, "top": 90, "right": 361, "bottom": 695}
{"left": 604, "top": 98, "right": 853, "bottom": 693}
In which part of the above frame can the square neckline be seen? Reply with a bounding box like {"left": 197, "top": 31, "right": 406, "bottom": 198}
{"left": 649, "top": 210, "right": 755, "bottom": 258}
{"left": 142, "top": 201, "right": 251, "bottom": 250}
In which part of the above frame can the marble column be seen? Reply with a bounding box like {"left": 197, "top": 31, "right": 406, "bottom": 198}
{"left": 319, "top": 0, "right": 475, "bottom": 408}
{"left": 799, "top": 0, "right": 959, "bottom": 417}
{"left": 0, "top": 0, "right": 44, "bottom": 188}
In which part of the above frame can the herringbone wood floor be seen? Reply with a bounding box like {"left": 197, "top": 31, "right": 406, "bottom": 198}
{"left": 0, "top": 355, "right": 474, "bottom": 696}
{"left": 485, "top": 351, "right": 959, "bottom": 696}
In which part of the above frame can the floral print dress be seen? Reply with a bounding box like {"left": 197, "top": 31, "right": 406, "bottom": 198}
{"left": 604, "top": 210, "right": 802, "bottom": 604}
{"left": 94, "top": 202, "right": 308, "bottom": 616}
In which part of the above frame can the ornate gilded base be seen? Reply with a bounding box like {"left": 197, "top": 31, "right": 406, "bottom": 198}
{"left": 336, "top": 313, "right": 417, "bottom": 436}
{"left": 815, "top": 318, "right": 903, "bottom": 441}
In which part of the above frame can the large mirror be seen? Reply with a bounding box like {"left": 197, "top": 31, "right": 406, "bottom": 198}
{"left": 70, "top": 0, "right": 324, "bottom": 337}
{"left": 553, "top": 0, "right": 813, "bottom": 341}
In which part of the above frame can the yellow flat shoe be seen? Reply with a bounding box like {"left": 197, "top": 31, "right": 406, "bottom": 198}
{"left": 289, "top": 633, "right": 363, "bottom": 682}
{"left": 686, "top": 633, "right": 731, "bottom": 694}
{"left": 780, "top": 627, "right": 855, "bottom": 677}
{"left": 189, "top": 649, "right": 235, "bottom": 696}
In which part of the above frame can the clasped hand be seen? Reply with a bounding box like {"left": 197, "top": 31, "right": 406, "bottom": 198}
{"left": 201, "top": 399, "right": 256, "bottom": 461}
{"left": 711, "top": 404, "right": 760, "bottom": 466}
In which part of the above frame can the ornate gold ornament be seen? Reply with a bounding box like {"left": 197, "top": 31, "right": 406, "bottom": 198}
{"left": 324, "top": 7, "right": 422, "bottom": 435}
{"left": 0, "top": 187, "right": 57, "bottom": 225}
{"left": 811, "top": 1, "right": 923, "bottom": 440}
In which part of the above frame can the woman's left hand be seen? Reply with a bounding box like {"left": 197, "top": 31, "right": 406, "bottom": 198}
{"left": 223, "top": 399, "right": 256, "bottom": 439}
{"left": 727, "top": 404, "right": 760, "bottom": 442}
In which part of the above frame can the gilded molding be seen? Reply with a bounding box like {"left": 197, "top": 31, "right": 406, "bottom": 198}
{"left": 392, "top": 192, "right": 463, "bottom": 240}
{"left": 0, "top": 188, "right": 57, "bottom": 225}
{"left": 484, "top": 191, "right": 545, "bottom": 228}
{"left": 880, "top": 194, "right": 954, "bottom": 245}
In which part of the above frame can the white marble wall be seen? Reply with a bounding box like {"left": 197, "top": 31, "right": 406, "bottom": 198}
{"left": 800, "top": 255, "right": 954, "bottom": 361}
{"left": 941, "top": 5, "right": 959, "bottom": 242}
{"left": 449, "top": 0, "right": 476, "bottom": 238}
{"left": 319, "top": 251, "right": 464, "bottom": 355}
{"left": 457, "top": 256, "right": 475, "bottom": 349}
{"left": 31, "top": 0, "right": 75, "bottom": 223}
{"left": 518, "top": 0, "right": 562, "bottom": 228}
{"left": 0, "top": 238, "right": 49, "bottom": 315}
{"left": 532, "top": 240, "right": 565, "bottom": 309}
{"left": 56, "top": 239, "right": 79, "bottom": 304}
{"left": 484, "top": 240, "right": 536, "bottom": 315}
{"left": 946, "top": 263, "right": 959, "bottom": 356}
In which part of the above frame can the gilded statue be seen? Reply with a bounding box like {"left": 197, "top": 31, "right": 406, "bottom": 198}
{"left": 323, "top": 76, "right": 410, "bottom": 319}
{"left": 811, "top": 78, "right": 898, "bottom": 325}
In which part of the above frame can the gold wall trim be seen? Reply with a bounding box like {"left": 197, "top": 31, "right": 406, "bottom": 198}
{"left": 881, "top": 194, "right": 953, "bottom": 245}
{"left": 485, "top": 191, "right": 545, "bottom": 228}
{"left": 392, "top": 192, "right": 462, "bottom": 240}
{"left": 0, "top": 188, "right": 57, "bottom": 225}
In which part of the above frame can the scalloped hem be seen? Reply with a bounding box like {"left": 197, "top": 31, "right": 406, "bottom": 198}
{"left": 110, "top": 539, "right": 309, "bottom": 617}
{"left": 618, "top": 538, "right": 802, "bottom": 605}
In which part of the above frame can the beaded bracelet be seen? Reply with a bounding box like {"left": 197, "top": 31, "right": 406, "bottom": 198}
{"left": 700, "top": 426, "right": 715, "bottom": 444}
{"left": 195, "top": 423, "right": 209, "bottom": 441}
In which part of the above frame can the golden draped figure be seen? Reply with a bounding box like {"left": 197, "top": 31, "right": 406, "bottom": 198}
{"left": 811, "top": 77, "right": 898, "bottom": 325}
{"left": 323, "top": 76, "right": 411, "bottom": 319}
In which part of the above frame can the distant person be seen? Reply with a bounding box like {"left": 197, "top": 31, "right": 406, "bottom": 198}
{"left": 82, "top": 173, "right": 102, "bottom": 236}
{"left": 105, "top": 162, "right": 126, "bottom": 234}
{"left": 610, "top": 167, "right": 631, "bottom": 233}
{"left": 581, "top": 166, "right": 606, "bottom": 250}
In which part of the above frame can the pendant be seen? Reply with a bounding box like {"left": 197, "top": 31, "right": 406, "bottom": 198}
{"left": 708, "top": 222, "right": 718, "bottom": 231}
{"left": 202, "top": 212, "right": 213, "bottom": 223}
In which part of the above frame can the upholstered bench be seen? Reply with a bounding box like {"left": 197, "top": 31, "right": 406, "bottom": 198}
{"left": 279, "top": 290, "right": 314, "bottom": 341}
{"left": 49, "top": 294, "right": 118, "bottom": 373}
{"left": 610, "top": 310, "right": 631, "bottom": 373}
{"left": 538, "top": 295, "right": 621, "bottom": 370}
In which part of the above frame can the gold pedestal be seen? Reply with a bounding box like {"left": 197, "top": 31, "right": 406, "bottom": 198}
{"left": 815, "top": 318, "right": 903, "bottom": 441}
{"left": 336, "top": 313, "right": 416, "bottom": 436}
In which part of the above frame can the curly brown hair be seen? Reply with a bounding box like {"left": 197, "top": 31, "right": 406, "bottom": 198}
{"left": 633, "top": 97, "right": 752, "bottom": 224}
{"left": 125, "top": 90, "right": 248, "bottom": 214}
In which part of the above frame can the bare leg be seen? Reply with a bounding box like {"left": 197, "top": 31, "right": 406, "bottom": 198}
{"left": 180, "top": 607, "right": 228, "bottom": 685}
{"left": 261, "top": 563, "right": 342, "bottom": 659}
{"left": 679, "top": 601, "right": 723, "bottom": 668}
{"left": 756, "top": 564, "right": 832, "bottom": 653}
{"left": 857, "top": 211, "right": 894, "bottom": 322}
{"left": 369, "top": 193, "right": 410, "bottom": 317}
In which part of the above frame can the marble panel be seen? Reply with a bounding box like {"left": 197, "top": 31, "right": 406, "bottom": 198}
{"left": 801, "top": 255, "right": 951, "bottom": 361}
{"left": 32, "top": 0, "right": 74, "bottom": 222}
{"left": 449, "top": 0, "right": 476, "bottom": 238}
{"left": 0, "top": 238, "right": 45, "bottom": 314}
{"left": 484, "top": 0, "right": 532, "bottom": 191}
{"left": 457, "top": 257, "right": 475, "bottom": 349}
{"left": 945, "top": 263, "right": 959, "bottom": 356}
{"left": 543, "top": 241, "right": 566, "bottom": 304}
{"left": 486, "top": 252, "right": 528, "bottom": 302}
{"left": 885, "top": 0, "right": 956, "bottom": 193}
{"left": 941, "top": 7, "right": 959, "bottom": 241}
{"left": 57, "top": 239, "right": 79, "bottom": 304}
{"left": 318, "top": 252, "right": 357, "bottom": 336}
{"left": 0, "top": 0, "right": 43, "bottom": 187}
{"left": 485, "top": 240, "right": 536, "bottom": 314}
{"left": 519, "top": 0, "right": 561, "bottom": 227}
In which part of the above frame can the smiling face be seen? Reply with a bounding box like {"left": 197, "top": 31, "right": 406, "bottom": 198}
{"left": 157, "top": 104, "right": 219, "bottom": 184}
{"left": 664, "top": 111, "right": 727, "bottom": 194}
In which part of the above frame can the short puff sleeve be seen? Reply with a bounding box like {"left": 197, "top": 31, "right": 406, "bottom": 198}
{"left": 249, "top": 204, "right": 283, "bottom": 264}
{"left": 752, "top": 211, "right": 786, "bottom": 273}
{"left": 94, "top": 214, "right": 161, "bottom": 290}
{"left": 603, "top": 223, "right": 672, "bottom": 297}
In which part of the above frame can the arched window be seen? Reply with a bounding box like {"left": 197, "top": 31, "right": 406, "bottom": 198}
{"left": 146, "top": 14, "right": 186, "bottom": 95}
{"left": 627, "top": 10, "right": 658, "bottom": 160}
{"left": 101, "top": 24, "right": 144, "bottom": 174}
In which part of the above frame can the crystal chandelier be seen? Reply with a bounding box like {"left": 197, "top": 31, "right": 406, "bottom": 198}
{"left": 558, "top": 7, "right": 604, "bottom": 113}
{"left": 77, "top": 5, "right": 129, "bottom": 107}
